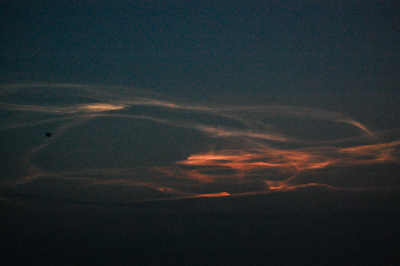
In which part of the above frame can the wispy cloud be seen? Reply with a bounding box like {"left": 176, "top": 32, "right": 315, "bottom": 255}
{"left": 1, "top": 83, "right": 399, "bottom": 205}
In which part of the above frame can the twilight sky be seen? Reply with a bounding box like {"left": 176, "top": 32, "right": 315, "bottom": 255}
{"left": 1, "top": 0, "right": 400, "bottom": 265}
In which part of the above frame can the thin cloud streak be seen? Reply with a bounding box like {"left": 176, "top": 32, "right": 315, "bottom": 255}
{"left": 0, "top": 83, "right": 399, "bottom": 205}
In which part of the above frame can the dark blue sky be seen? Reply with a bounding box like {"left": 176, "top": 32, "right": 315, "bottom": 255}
{"left": 1, "top": 1, "right": 400, "bottom": 265}
{"left": 1, "top": 1, "right": 399, "bottom": 101}
{"left": 2, "top": 0, "right": 399, "bottom": 131}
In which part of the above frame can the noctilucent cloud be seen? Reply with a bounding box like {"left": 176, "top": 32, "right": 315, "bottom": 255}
{"left": 1, "top": 83, "right": 399, "bottom": 206}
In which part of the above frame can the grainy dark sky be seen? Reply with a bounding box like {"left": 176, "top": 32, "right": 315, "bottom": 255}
{"left": 1, "top": 0, "right": 400, "bottom": 265}
{"left": 1, "top": 1, "right": 399, "bottom": 98}
{"left": 1, "top": 0, "right": 400, "bottom": 130}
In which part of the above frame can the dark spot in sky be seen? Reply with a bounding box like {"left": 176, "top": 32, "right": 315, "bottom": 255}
{"left": 45, "top": 133, "right": 52, "bottom": 137}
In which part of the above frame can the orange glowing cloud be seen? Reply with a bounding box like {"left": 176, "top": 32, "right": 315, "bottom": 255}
{"left": 176, "top": 140, "right": 400, "bottom": 185}
{"left": 196, "top": 192, "right": 231, "bottom": 197}
{"left": 1, "top": 83, "right": 399, "bottom": 204}
{"left": 77, "top": 103, "right": 126, "bottom": 112}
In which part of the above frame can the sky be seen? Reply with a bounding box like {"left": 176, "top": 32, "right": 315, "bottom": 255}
{"left": 1, "top": 0, "right": 400, "bottom": 265}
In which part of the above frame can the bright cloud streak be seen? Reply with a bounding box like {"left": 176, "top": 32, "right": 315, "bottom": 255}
{"left": 77, "top": 103, "right": 126, "bottom": 112}
{"left": 0, "top": 83, "right": 399, "bottom": 205}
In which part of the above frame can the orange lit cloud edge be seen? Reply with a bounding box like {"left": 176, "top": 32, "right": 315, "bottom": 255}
{"left": 0, "top": 83, "right": 399, "bottom": 205}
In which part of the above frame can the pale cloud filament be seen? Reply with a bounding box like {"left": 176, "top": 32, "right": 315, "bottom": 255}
{"left": 0, "top": 83, "right": 399, "bottom": 205}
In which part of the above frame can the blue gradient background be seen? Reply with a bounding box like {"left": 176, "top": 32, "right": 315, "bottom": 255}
{"left": 1, "top": 1, "right": 400, "bottom": 265}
